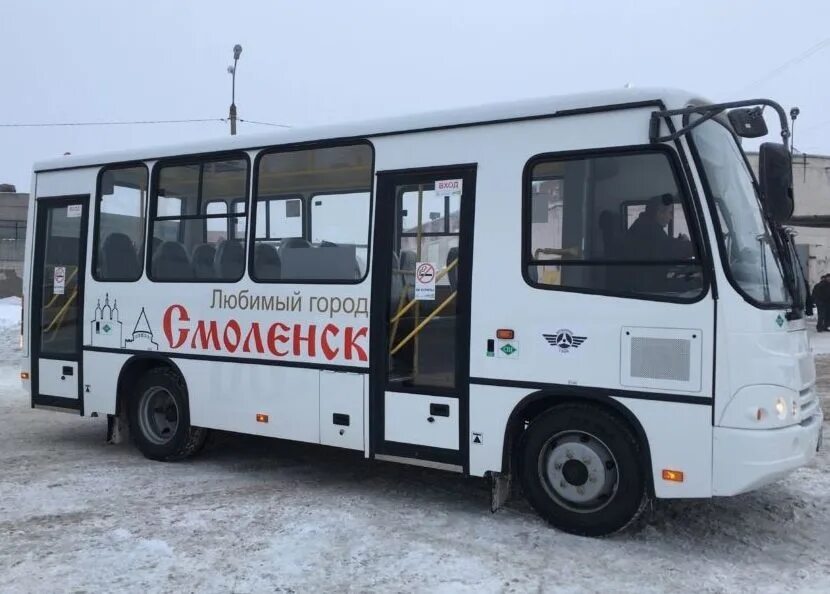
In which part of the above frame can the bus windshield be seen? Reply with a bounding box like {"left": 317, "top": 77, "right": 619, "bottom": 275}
{"left": 690, "top": 118, "right": 791, "bottom": 306}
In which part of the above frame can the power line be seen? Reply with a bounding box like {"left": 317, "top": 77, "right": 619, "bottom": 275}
{"left": 732, "top": 36, "right": 830, "bottom": 95}
{"left": 238, "top": 118, "right": 291, "bottom": 128}
{"left": 0, "top": 117, "right": 291, "bottom": 130}
{"left": 0, "top": 117, "right": 224, "bottom": 128}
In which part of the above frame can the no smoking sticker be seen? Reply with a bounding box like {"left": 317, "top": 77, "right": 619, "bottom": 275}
{"left": 414, "top": 262, "right": 436, "bottom": 300}
{"left": 53, "top": 266, "right": 66, "bottom": 295}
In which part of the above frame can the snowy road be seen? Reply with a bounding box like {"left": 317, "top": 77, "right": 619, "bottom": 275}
{"left": 1, "top": 324, "right": 828, "bottom": 593}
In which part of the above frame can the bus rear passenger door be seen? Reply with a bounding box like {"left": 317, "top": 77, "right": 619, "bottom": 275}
{"left": 371, "top": 166, "right": 476, "bottom": 471}
{"left": 30, "top": 196, "right": 89, "bottom": 412}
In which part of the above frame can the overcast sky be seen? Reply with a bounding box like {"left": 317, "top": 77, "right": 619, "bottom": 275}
{"left": 2, "top": 0, "right": 829, "bottom": 191}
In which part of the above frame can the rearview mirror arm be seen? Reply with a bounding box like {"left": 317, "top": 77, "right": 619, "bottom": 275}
{"left": 650, "top": 98, "right": 791, "bottom": 146}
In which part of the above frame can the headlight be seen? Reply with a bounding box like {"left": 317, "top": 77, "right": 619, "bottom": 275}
{"left": 775, "top": 398, "right": 787, "bottom": 420}
{"left": 719, "top": 385, "right": 800, "bottom": 429}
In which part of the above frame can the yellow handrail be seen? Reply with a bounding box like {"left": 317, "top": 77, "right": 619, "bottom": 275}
{"left": 43, "top": 289, "right": 77, "bottom": 340}
{"left": 388, "top": 284, "right": 408, "bottom": 347}
{"left": 390, "top": 290, "right": 457, "bottom": 356}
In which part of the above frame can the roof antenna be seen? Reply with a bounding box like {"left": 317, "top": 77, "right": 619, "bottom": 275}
{"left": 789, "top": 107, "right": 800, "bottom": 154}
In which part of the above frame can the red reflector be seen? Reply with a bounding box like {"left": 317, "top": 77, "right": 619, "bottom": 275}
{"left": 496, "top": 329, "right": 514, "bottom": 340}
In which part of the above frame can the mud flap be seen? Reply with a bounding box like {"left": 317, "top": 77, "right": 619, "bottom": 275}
{"left": 106, "top": 413, "right": 128, "bottom": 445}
{"left": 490, "top": 472, "right": 512, "bottom": 513}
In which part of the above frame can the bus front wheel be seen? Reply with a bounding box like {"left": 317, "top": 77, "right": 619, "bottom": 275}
{"left": 519, "top": 404, "right": 649, "bottom": 537}
{"left": 129, "top": 367, "right": 207, "bottom": 462}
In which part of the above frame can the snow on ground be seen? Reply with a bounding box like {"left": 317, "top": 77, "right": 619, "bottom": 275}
{"left": 810, "top": 331, "right": 830, "bottom": 357}
{"left": 0, "top": 320, "right": 829, "bottom": 593}
{"left": 0, "top": 296, "right": 21, "bottom": 329}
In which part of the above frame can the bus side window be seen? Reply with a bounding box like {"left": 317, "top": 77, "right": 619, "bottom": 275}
{"left": 525, "top": 150, "right": 704, "bottom": 300}
{"left": 252, "top": 143, "right": 373, "bottom": 282}
{"left": 95, "top": 164, "right": 148, "bottom": 282}
{"left": 149, "top": 157, "right": 248, "bottom": 282}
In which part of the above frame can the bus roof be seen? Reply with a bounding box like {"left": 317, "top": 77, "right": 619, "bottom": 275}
{"left": 34, "top": 87, "right": 703, "bottom": 172}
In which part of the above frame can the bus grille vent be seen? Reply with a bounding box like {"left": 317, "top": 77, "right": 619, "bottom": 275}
{"left": 629, "top": 337, "right": 691, "bottom": 382}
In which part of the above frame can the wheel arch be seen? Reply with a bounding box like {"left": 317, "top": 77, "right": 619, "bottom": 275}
{"left": 115, "top": 353, "right": 187, "bottom": 417}
{"left": 501, "top": 390, "right": 655, "bottom": 496}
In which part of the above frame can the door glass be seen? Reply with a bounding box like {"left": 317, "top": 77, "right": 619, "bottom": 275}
{"left": 388, "top": 181, "right": 462, "bottom": 390}
{"left": 39, "top": 203, "right": 83, "bottom": 355}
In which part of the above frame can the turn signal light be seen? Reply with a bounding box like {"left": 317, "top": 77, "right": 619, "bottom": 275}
{"left": 496, "top": 329, "right": 514, "bottom": 340}
{"left": 256, "top": 413, "right": 269, "bottom": 423}
{"left": 20, "top": 372, "right": 29, "bottom": 380}
{"left": 662, "top": 469, "right": 684, "bottom": 482}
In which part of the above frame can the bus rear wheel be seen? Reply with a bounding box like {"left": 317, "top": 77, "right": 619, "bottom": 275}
{"left": 519, "top": 404, "right": 648, "bottom": 537}
{"left": 128, "top": 367, "right": 207, "bottom": 462}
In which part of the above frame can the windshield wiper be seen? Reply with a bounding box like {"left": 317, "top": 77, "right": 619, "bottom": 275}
{"left": 775, "top": 229, "right": 806, "bottom": 320}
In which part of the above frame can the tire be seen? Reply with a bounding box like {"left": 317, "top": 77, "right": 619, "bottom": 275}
{"left": 128, "top": 366, "right": 207, "bottom": 462}
{"left": 519, "top": 404, "right": 649, "bottom": 537}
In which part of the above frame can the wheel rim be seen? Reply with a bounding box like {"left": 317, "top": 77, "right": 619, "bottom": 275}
{"left": 537, "top": 430, "right": 619, "bottom": 513}
{"left": 137, "top": 386, "right": 179, "bottom": 445}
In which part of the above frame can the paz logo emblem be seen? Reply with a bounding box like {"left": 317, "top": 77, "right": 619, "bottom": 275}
{"left": 543, "top": 329, "right": 587, "bottom": 353}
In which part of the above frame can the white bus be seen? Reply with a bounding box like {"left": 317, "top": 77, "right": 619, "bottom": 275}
{"left": 22, "top": 89, "right": 823, "bottom": 536}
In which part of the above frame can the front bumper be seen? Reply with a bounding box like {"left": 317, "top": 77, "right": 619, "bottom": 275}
{"left": 712, "top": 411, "right": 823, "bottom": 496}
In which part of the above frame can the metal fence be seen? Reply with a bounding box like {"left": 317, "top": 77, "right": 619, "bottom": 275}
{"left": 0, "top": 220, "right": 25, "bottom": 297}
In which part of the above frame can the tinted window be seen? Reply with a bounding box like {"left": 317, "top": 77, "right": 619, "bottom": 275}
{"left": 95, "top": 165, "right": 148, "bottom": 281}
{"left": 526, "top": 150, "right": 703, "bottom": 299}
{"left": 150, "top": 157, "right": 248, "bottom": 281}
{"left": 253, "top": 144, "right": 373, "bottom": 282}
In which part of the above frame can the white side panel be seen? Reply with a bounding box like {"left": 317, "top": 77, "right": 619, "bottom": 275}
{"left": 22, "top": 173, "right": 37, "bottom": 360}
{"left": 319, "top": 371, "right": 364, "bottom": 451}
{"left": 468, "top": 384, "right": 529, "bottom": 477}
{"left": 468, "top": 386, "right": 713, "bottom": 497}
{"left": 82, "top": 351, "right": 128, "bottom": 416}
{"left": 37, "top": 359, "right": 78, "bottom": 399}
{"left": 616, "top": 398, "right": 712, "bottom": 498}
{"left": 175, "top": 358, "right": 320, "bottom": 443}
{"left": 384, "top": 392, "right": 459, "bottom": 450}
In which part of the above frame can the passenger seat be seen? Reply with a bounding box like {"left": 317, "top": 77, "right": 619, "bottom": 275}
{"left": 214, "top": 239, "right": 244, "bottom": 280}
{"left": 100, "top": 232, "right": 140, "bottom": 279}
{"left": 192, "top": 244, "right": 217, "bottom": 279}
{"left": 152, "top": 242, "right": 192, "bottom": 279}
{"left": 254, "top": 243, "right": 281, "bottom": 280}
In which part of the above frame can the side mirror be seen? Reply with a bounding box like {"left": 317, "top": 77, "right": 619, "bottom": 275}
{"left": 728, "top": 107, "right": 768, "bottom": 138}
{"left": 758, "top": 142, "right": 793, "bottom": 223}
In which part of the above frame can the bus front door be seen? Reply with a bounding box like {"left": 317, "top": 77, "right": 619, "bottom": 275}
{"left": 371, "top": 166, "right": 476, "bottom": 470}
{"left": 30, "top": 196, "right": 89, "bottom": 413}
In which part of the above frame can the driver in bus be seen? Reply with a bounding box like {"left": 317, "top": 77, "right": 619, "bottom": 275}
{"left": 625, "top": 194, "right": 693, "bottom": 260}
{"left": 624, "top": 193, "right": 694, "bottom": 292}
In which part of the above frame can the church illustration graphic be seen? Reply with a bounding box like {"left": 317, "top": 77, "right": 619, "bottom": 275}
{"left": 90, "top": 294, "right": 158, "bottom": 351}
{"left": 124, "top": 308, "right": 159, "bottom": 350}
{"left": 90, "top": 294, "right": 123, "bottom": 348}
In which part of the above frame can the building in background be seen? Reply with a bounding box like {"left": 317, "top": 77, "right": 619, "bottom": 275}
{"left": 747, "top": 153, "right": 830, "bottom": 288}
{"left": 0, "top": 184, "right": 28, "bottom": 297}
